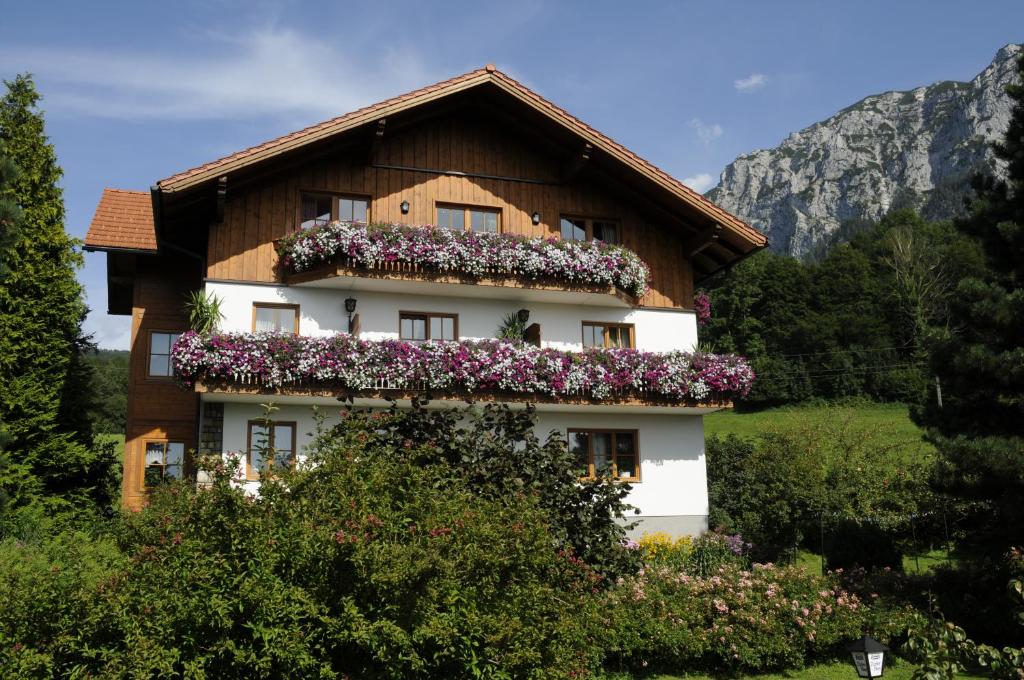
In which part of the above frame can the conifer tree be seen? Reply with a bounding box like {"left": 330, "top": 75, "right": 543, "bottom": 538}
{"left": 917, "top": 54, "right": 1024, "bottom": 550}
{"left": 0, "top": 74, "right": 114, "bottom": 519}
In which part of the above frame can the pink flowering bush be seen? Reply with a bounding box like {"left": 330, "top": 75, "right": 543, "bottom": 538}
{"left": 602, "top": 562, "right": 916, "bottom": 674}
{"left": 275, "top": 221, "right": 652, "bottom": 298}
{"left": 694, "top": 290, "right": 712, "bottom": 326}
{"left": 171, "top": 331, "right": 755, "bottom": 403}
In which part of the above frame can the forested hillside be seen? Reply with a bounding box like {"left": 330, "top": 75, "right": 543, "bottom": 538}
{"left": 702, "top": 210, "right": 984, "bottom": 408}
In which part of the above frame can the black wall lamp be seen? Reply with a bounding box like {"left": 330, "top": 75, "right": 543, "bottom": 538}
{"left": 531, "top": 211, "right": 541, "bottom": 225}
{"left": 400, "top": 200, "right": 410, "bottom": 214}
{"left": 517, "top": 308, "right": 530, "bottom": 325}
{"left": 344, "top": 297, "right": 357, "bottom": 332}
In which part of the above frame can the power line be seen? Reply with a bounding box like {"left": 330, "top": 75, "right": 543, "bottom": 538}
{"left": 773, "top": 345, "right": 920, "bottom": 360}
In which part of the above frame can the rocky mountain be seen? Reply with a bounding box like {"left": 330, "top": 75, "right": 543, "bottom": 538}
{"left": 706, "top": 44, "right": 1022, "bottom": 258}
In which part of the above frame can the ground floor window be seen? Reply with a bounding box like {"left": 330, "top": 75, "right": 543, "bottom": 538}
{"left": 568, "top": 429, "right": 640, "bottom": 481}
{"left": 144, "top": 441, "right": 185, "bottom": 487}
{"left": 246, "top": 420, "right": 297, "bottom": 480}
{"left": 400, "top": 311, "right": 457, "bottom": 341}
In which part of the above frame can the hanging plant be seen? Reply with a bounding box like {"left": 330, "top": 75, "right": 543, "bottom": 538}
{"left": 694, "top": 290, "right": 712, "bottom": 327}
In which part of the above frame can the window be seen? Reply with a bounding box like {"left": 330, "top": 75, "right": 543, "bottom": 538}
{"left": 436, "top": 204, "right": 500, "bottom": 233}
{"left": 338, "top": 196, "right": 368, "bottom": 223}
{"left": 568, "top": 429, "right": 639, "bottom": 481}
{"left": 246, "top": 420, "right": 296, "bottom": 480}
{"left": 592, "top": 221, "right": 619, "bottom": 245}
{"left": 560, "top": 217, "right": 586, "bottom": 241}
{"left": 253, "top": 303, "right": 299, "bottom": 334}
{"left": 300, "top": 193, "right": 369, "bottom": 229}
{"left": 144, "top": 441, "right": 185, "bottom": 487}
{"left": 560, "top": 216, "right": 620, "bottom": 244}
{"left": 300, "top": 194, "right": 332, "bottom": 229}
{"left": 148, "top": 331, "right": 182, "bottom": 377}
{"left": 400, "top": 312, "right": 457, "bottom": 341}
{"left": 582, "top": 322, "right": 635, "bottom": 349}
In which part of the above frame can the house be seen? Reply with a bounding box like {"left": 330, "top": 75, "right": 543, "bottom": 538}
{"left": 84, "top": 65, "right": 765, "bottom": 536}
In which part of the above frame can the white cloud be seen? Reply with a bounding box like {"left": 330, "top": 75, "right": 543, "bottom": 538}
{"left": 0, "top": 27, "right": 436, "bottom": 120}
{"left": 734, "top": 73, "right": 767, "bottom": 92}
{"left": 682, "top": 173, "right": 715, "bottom": 193}
{"left": 688, "top": 118, "right": 723, "bottom": 145}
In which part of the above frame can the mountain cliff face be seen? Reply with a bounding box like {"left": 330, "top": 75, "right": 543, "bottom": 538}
{"left": 706, "top": 44, "right": 1022, "bottom": 257}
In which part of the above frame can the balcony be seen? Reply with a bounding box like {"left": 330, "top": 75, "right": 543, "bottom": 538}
{"left": 171, "top": 331, "right": 754, "bottom": 411}
{"left": 275, "top": 222, "right": 650, "bottom": 306}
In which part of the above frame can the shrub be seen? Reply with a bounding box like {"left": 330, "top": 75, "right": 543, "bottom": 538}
{"left": 1, "top": 445, "right": 606, "bottom": 678}
{"left": 637, "top": 531, "right": 691, "bottom": 570}
{"left": 706, "top": 413, "right": 934, "bottom": 565}
{"left": 603, "top": 562, "right": 917, "bottom": 675}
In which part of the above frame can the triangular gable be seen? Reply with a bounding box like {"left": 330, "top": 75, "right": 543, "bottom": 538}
{"left": 156, "top": 65, "right": 766, "bottom": 252}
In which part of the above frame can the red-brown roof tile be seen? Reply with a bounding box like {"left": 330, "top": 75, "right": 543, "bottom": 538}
{"left": 84, "top": 188, "right": 157, "bottom": 252}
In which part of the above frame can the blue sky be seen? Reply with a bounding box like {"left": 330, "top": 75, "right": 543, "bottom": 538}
{"left": 1, "top": 0, "right": 1021, "bottom": 349}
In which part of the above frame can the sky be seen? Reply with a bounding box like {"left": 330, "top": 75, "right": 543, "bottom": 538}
{"left": 1, "top": 0, "right": 1021, "bottom": 349}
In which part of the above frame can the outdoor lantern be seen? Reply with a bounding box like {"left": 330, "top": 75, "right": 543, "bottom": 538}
{"left": 531, "top": 211, "right": 541, "bottom": 225}
{"left": 847, "top": 636, "right": 888, "bottom": 678}
{"left": 344, "top": 297, "right": 357, "bottom": 314}
{"left": 516, "top": 308, "right": 530, "bottom": 325}
{"left": 400, "top": 200, "right": 410, "bottom": 214}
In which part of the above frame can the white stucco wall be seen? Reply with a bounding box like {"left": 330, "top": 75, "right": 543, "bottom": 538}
{"left": 214, "top": 399, "right": 708, "bottom": 535}
{"left": 205, "top": 281, "right": 698, "bottom": 353}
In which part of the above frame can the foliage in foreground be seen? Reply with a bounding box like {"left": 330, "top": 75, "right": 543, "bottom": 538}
{"left": 0, "top": 402, "right": 934, "bottom": 679}
{"left": 604, "top": 560, "right": 915, "bottom": 675}
{"left": 1, "top": 406, "right": 612, "bottom": 678}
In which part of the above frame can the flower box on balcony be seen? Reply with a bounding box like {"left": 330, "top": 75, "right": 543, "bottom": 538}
{"left": 172, "top": 331, "right": 754, "bottom": 407}
{"left": 274, "top": 222, "right": 652, "bottom": 299}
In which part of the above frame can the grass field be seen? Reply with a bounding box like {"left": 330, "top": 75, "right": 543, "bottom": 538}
{"left": 632, "top": 658, "right": 986, "bottom": 678}
{"left": 704, "top": 402, "right": 933, "bottom": 460}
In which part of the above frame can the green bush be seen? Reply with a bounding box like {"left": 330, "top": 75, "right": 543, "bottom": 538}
{"left": 0, "top": 404, "right": 622, "bottom": 678}
{"left": 706, "top": 414, "right": 933, "bottom": 566}
{"left": 603, "top": 561, "right": 916, "bottom": 675}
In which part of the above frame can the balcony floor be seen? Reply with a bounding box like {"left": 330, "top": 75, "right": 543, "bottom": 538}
{"left": 287, "top": 265, "right": 637, "bottom": 308}
{"left": 196, "top": 381, "right": 730, "bottom": 415}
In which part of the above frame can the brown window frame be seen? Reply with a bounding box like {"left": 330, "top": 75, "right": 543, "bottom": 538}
{"left": 568, "top": 428, "right": 641, "bottom": 482}
{"left": 245, "top": 420, "right": 298, "bottom": 481}
{"left": 559, "top": 215, "right": 621, "bottom": 244}
{"left": 581, "top": 322, "right": 636, "bottom": 349}
{"left": 141, "top": 439, "right": 187, "bottom": 490}
{"left": 252, "top": 303, "right": 300, "bottom": 335}
{"left": 146, "top": 329, "right": 184, "bottom": 380}
{"left": 399, "top": 311, "right": 459, "bottom": 341}
{"left": 297, "top": 191, "right": 371, "bottom": 230}
{"left": 435, "top": 202, "right": 501, "bottom": 233}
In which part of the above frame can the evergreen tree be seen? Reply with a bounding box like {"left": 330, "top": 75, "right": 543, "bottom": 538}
{"left": 0, "top": 74, "right": 114, "bottom": 523}
{"left": 916, "top": 53, "right": 1024, "bottom": 551}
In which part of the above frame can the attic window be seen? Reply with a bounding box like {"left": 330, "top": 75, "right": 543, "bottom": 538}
{"left": 560, "top": 216, "right": 620, "bottom": 244}
{"left": 436, "top": 204, "right": 500, "bottom": 233}
{"left": 300, "top": 193, "right": 369, "bottom": 229}
{"left": 301, "top": 194, "right": 332, "bottom": 229}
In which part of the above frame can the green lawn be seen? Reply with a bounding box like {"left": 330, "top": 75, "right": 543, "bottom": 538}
{"left": 704, "top": 402, "right": 933, "bottom": 461}
{"left": 634, "top": 658, "right": 985, "bottom": 679}
{"left": 96, "top": 433, "right": 125, "bottom": 462}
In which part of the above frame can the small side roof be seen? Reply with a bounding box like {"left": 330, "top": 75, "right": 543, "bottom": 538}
{"left": 84, "top": 188, "right": 157, "bottom": 253}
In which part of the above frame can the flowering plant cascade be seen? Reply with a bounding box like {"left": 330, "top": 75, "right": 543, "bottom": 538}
{"left": 171, "top": 331, "right": 754, "bottom": 403}
{"left": 275, "top": 221, "right": 652, "bottom": 298}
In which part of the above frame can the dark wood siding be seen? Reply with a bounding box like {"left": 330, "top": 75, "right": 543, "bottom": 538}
{"left": 122, "top": 254, "right": 200, "bottom": 510}
{"left": 206, "top": 113, "right": 694, "bottom": 309}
